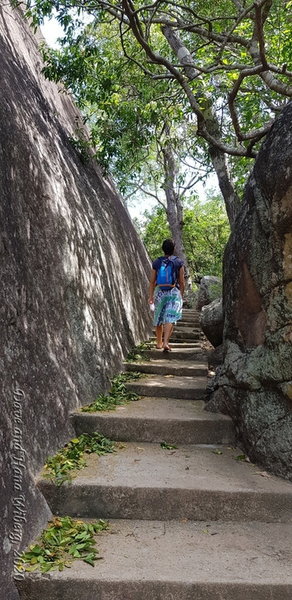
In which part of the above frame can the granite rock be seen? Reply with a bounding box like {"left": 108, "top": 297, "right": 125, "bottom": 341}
{"left": 0, "top": 7, "right": 152, "bottom": 598}
{"left": 206, "top": 102, "right": 292, "bottom": 481}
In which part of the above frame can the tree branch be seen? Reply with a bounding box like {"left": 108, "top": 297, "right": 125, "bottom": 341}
{"left": 254, "top": 0, "right": 269, "bottom": 70}
{"left": 227, "top": 63, "right": 275, "bottom": 142}
{"left": 139, "top": 186, "right": 166, "bottom": 207}
{"left": 162, "top": 25, "right": 257, "bottom": 158}
{"left": 231, "top": 0, "right": 244, "bottom": 10}
{"left": 259, "top": 71, "right": 292, "bottom": 96}
{"left": 215, "top": 1, "right": 256, "bottom": 64}
{"left": 161, "top": 25, "right": 241, "bottom": 225}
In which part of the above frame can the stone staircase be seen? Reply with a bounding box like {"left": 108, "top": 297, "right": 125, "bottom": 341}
{"left": 18, "top": 309, "right": 292, "bottom": 599}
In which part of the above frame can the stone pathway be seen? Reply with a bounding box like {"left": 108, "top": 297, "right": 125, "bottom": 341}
{"left": 18, "top": 309, "right": 292, "bottom": 599}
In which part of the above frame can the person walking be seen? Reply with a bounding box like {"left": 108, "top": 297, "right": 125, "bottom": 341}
{"left": 149, "top": 239, "right": 184, "bottom": 352}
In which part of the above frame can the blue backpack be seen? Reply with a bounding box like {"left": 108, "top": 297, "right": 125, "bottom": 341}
{"left": 156, "top": 256, "right": 177, "bottom": 289}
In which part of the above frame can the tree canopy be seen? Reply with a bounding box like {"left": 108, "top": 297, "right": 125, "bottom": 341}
{"left": 15, "top": 0, "right": 291, "bottom": 280}
{"left": 21, "top": 0, "right": 292, "bottom": 224}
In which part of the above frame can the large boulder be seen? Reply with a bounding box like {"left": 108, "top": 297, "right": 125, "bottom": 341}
{"left": 206, "top": 102, "right": 292, "bottom": 480}
{"left": 0, "top": 7, "right": 152, "bottom": 599}
{"left": 200, "top": 298, "right": 223, "bottom": 347}
{"left": 196, "top": 276, "right": 222, "bottom": 310}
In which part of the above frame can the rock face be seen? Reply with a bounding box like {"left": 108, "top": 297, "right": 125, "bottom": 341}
{"left": 207, "top": 102, "right": 292, "bottom": 481}
{"left": 196, "top": 276, "right": 222, "bottom": 310}
{"left": 0, "top": 7, "right": 151, "bottom": 599}
{"left": 200, "top": 298, "right": 223, "bottom": 347}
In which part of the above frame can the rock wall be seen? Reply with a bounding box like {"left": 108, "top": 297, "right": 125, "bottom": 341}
{"left": 207, "top": 102, "right": 292, "bottom": 480}
{"left": 0, "top": 6, "right": 152, "bottom": 599}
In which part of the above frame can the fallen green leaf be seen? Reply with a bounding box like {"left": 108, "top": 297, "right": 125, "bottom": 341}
{"left": 43, "top": 433, "right": 116, "bottom": 485}
{"left": 82, "top": 371, "right": 144, "bottom": 412}
{"left": 19, "top": 517, "right": 109, "bottom": 573}
{"left": 235, "top": 454, "right": 246, "bottom": 461}
{"left": 160, "top": 441, "right": 178, "bottom": 450}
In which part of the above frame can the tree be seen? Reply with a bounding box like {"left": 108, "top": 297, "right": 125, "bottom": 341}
{"left": 22, "top": 0, "right": 292, "bottom": 226}
{"left": 140, "top": 195, "right": 230, "bottom": 279}
{"left": 123, "top": 121, "right": 210, "bottom": 279}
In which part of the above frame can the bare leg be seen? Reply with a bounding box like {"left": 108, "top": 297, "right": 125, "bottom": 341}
{"left": 163, "top": 322, "right": 173, "bottom": 350}
{"left": 156, "top": 325, "right": 163, "bottom": 349}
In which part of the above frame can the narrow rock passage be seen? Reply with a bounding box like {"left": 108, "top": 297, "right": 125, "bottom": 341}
{"left": 18, "top": 309, "right": 292, "bottom": 600}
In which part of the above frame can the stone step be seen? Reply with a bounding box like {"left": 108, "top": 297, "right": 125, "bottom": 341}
{"left": 125, "top": 374, "right": 207, "bottom": 399}
{"left": 171, "top": 337, "right": 203, "bottom": 345}
{"left": 124, "top": 359, "right": 208, "bottom": 377}
{"left": 17, "top": 518, "right": 292, "bottom": 600}
{"left": 38, "top": 443, "right": 292, "bottom": 521}
{"left": 179, "top": 322, "right": 200, "bottom": 328}
{"left": 166, "top": 341, "right": 202, "bottom": 347}
{"left": 171, "top": 329, "right": 202, "bottom": 340}
{"left": 174, "top": 330, "right": 202, "bottom": 337}
{"left": 149, "top": 338, "right": 201, "bottom": 348}
{"left": 72, "top": 398, "right": 234, "bottom": 445}
{"left": 153, "top": 327, "right": 203, "bottom": 341}
{"left": 153, "top": 328, "right": 201, "bottom": 338}
{"left": 171, "top": 327, "right": 203, "bottom": 341}
{"left": 176, "top": 323, "right": 200, "bottom": 329}
{"left": 181, "top": 316, "right": 200, "bottom": 322}
{"left": 165, "top": 342, "right": 201, "bottom": 347}
{"left": 147, "top": 347, "right": 205, "bottom": 360}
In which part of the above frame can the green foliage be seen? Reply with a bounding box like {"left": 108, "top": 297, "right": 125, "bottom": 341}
{"left": 183, "top": 196, "right": 230, "bottom": 278}
{"left": 160, "top": 441, "right": 178, "bottom": 450}
{"left": 208, "top": 281, "right": 223, "bottom": 301}
{"left": 43, "top": 433, "right": 115, "bottom": 485}
{"left": 23, "top": 0, "right": 291, "bottom": 228}
{"left": 142, "top": 207, "right": 171, "bottom": 260}
{"left": 229, "top": 155, "right": 254, "bottom": 196}
{"left": 82, "top": 371, "right": 144, "bottom": 412}
{"left": 126, "top": 341, "right": 154, "bottom": 362}
{"left": 19, "top": 516, "right": 109, "bottom": 573}
{"left": 141, "top": 196, "right": 230, "bottom": 278}
{"left": 39, "top": 22, "right": 180, "bottom": 191}
{"left": 25, "top": 0, "right": 291, "bottom": 161}
{"left": 235, "top": 454, "right": 247, "bottom": 461}
{"left": 68, "top": 134, "right": 92, "bottom": 163}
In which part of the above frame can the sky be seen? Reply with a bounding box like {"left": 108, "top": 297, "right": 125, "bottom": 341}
{"left": 40, "top": 17, "right": 219, "bottom": 220}
{"left": 41, "top": 17, "right": 64, "bottom": 49}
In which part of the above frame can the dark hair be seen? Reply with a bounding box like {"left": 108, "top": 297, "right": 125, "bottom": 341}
{"left": 162, "top": 238, "right": 175, "bottom": 255}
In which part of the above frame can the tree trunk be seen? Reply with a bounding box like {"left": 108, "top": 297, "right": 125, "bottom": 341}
{"left": 161, "top": 137, "right": 192, "bottom": 288}
{"left": 162, "top": 26, "right": 241, "bottom": 228}
{"left": 208, "top": 144, "right": 241, "bottom": 226}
